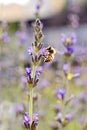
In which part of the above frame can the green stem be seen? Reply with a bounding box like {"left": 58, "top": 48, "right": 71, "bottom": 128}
{"left": 29, "top": 86, "right": 33, "bottom": 125}
{"left": 29, "top": 64, "right": 37, "bottom": 127}
{"left": 32, "top": 65, "right": 36, "bottom": 78}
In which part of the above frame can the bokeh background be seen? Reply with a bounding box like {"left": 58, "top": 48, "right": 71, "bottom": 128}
{"left": 0, "top": 0, "right": 87, "bottom": 130}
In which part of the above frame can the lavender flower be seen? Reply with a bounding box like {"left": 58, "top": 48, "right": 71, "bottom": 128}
{"left": 16, "top": 104, "right": 24, "bottom": 116}
{"left": 24, "top": 113, "right": 30, "bottom": 129}
{"left": 61, "top": 33, "right": 77, "bottom": 47}
{"left": 15, "top": 31, "right": 27, "bottom": 45}
{"left": 28, "top": 47, "right": 34, "bottom": 55}
{"left": 2, "top": 31, "right": 10, "bottom": 43}
{"left": 62, "top": 113, "right": 73, "bottom": 127}
{"left": 26, "top": 68, "right": 32, "bottom": 77}
{"left": 63, "top": 64, "right": 68, "bottom": 72}
{"left": 65, "top": 113, "right": 72, "bottom": 121}
{"left": 55, "top": 112, "right": 63, "bottom": 124}
{"left": 32, "top": 113, "right": 39, "bottom": 127}
{"left": 57, "top": 89, "right": 66, "bottom": 100}
{"left": 24, "top": 113, "right": 39, "bottom": 130}
{"left": 21, "top": 76, "right": 27, "bottom": 90}
{"left": 67, "top": 47, "right": 74, "bottom": 54}
{"left": 61, "top": 33, "right": 77, "bottom": 61}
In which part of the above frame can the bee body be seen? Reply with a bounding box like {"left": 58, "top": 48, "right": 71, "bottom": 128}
{"left": 44, "top": 46, "right": 56, "bottom": 62}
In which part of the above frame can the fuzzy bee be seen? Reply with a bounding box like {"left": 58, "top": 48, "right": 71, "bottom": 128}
{"left": 44, "top": 46, "right": 56, "bottom": 62}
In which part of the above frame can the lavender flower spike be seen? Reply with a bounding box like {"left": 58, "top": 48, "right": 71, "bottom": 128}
{"left": 26, "top": 68, "right": 32, "bottom": 76}
{"left": 57, "top": 89, "right": 66, "bottom": 100}
{"left": 24, "top": 113, "right": 30, "bottom": 129}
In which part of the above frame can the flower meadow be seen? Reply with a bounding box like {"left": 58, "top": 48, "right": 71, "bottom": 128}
{"left": 0, "top": 0, "right": 87, "bottom": 130}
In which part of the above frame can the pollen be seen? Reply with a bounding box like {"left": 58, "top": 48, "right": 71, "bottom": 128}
{"left": 67, "top": 73, "right": 73, "bottom": 80}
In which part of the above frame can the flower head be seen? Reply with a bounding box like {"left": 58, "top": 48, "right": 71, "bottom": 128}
{"left": 24, "top": 113, "right": 30, "bottom": 129}
{"left": 57, "top": 89, "right": 66, "bottom": 100}
{"left": 2, "top": 31, "right": 10, "bottom": 43}
{"left": 65, "top": 113, "right": 72, "bottom": 121}
{"left": 15, "top": 31, "right": 27, "bottom": 45}
{"left": 28, "top": 47, "right": 34, "bottom": 55}
{"left": 32, "top": 113, "right": 39, "bottom": 126}
{"left": 61, "top": 33, "right": 77, "bottom": 47}
{"left": 63, "top": 64, "right": 68, "bottom": 71}
{"left": 71, "top": 33, "right": 77, "bottom": 44}
{"left": 55, "top": 112, "right": 62, "bottom": 124}
{"left": 67, "top": 47, "right": 74, "bottom": 54}
{"left": 24, "top": 113, "right": 39, "bottom": 129}
{"left": 26, "top": 68, "right": 32, "bottom": 76}
{"left": 36, "top": 67, "right": 43, "bottom": 77}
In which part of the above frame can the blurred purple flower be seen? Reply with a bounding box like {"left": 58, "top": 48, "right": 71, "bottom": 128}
{"left": 60, "top": 34, "right": 66, "bottom": 44}
{"left": 71, "top": 33, "right": 77, "bottom": 44}
{"left": 16, "top": 104, "right": 24, "bottom": 115}
{"left": 15, "top": 31, "right": 27, "bottom": 45}
{"left": 27, "top": 47, "right": 34, "bottom": 55}
{"left": 26, "top": 67, "right": 42, "bottom": 76}
{"left": 36, "top": 4, "right": 40, "bottom": 11}
{"left": 26, "top": 68, "right": 32, "bottom": 76}
{"left": 61, "top": 33, "right": 77, "bottom": 47}
{"left": 57, "top": 89, "right": 66, "bottom": 100}
{"left": 32, "top": 113, "right": 39, "bottom": 123}
{"left": 78, "top": 117, "right": 85, "bottom": 124}
{"left": 65, "top": 113, "right": 72, "bottom": 121}
{"left": 56, "top": 112, "right": 62, "bottom": 123}
{"left": 35, "top": 69, "right": 41, "bottom": 77}
{"left": 79, "top": 93, "right": 87, "bottom": 102}
{"left": 67, "top": 47, "right": 74, "bottom": 54}
{"left": 38, "top": 47, "right": 46, "bottom": 56}
{"left": 39, "top": 79, "right": 50, "bottom": 89}
{"left": 35, "top": 67, "right": 42, "bottom": 77}
{"left": 21, "top": 76, "right": 27, "bottom": 90}
{"left": 63, "top": 64, "right": 68, "bottom": 71}
{"left": 24, "top": 113, "right": 39, "bottom": 129}
{"left": 24, "top": 113, "right": 30, "bottom": 129}
{"left": 2, "top": 31, "right": 10, "bottom": 43}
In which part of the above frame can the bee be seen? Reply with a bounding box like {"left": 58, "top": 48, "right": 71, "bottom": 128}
{"left": 44, "top": 46, "right": 56, "bottom": 62}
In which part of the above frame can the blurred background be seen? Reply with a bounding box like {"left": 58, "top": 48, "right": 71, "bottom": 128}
{"left": 0, "top": 0, "right": 87, "bottom": 130}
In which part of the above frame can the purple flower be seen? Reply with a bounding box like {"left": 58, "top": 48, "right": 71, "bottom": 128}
{"left": 36, "top": 4, "right": 40, "bottom": 11}
{"left": 24, "top": 113, "right": 30, "bottom": 129}
{"left": 15, "top": 31, "right": 27, "bottom": 44}
{"left": 15, "top": 31, "right": 20, "bottom": 37}
{"left": 20, "top": 32, "right": 27, "bottom": 44}
{"left": 32, "top": 113, "right": 39, "bottom": 122}
{"left": 38, "top": 47, "right": 46, "bottom": 56}
{"left": 67, "top": 47, "right": 74, "bottom": 54}
{"left": 27, "top": 47, "right": 34, "bottom": 55}
{"left": 55, "top": 112, "right": 62, "bottom": 123}
{"left": 21, "top": 76, "right": 27, "bottom": 90}
{"left": 57, "top": 89, "right": 66, "bottom": 100}
{"left": 78, "top": 117, "right": 85, "bottom": 124}
{"left": 26, "top": 68, "right": 32, "bottom": 76}
{"left": 24, "top": 113, "right": 39, "bottom": 129}
{"left": 39, "top": 79, "right": 50, "bottom": 88}
{"left": 63, "top": 64, "right": 68, "bottom": 71}
{"left": 61, "top": 33, "right": 77, "bottom": 47}
{"left": 35, "top": 67, "right": 42, "bottom": 77}
{"left": 60, "top": 34, "right": 66, "bottom": 44}
{"left": 31, "top": 113, "right": 39, "bottom": 129}
{"left": 79, "top": 93, "right": 87, "bottom": 102}
{"left": 71, "top": 33, "right": 77, "bottom": 44}
{"left": 2, "top": 31, "right": 10, "bottom": 43}
{"left": 16, "top": 104, "right": 24, "bottom": 115}
{"left": 65, "top": 113, "right": 72, "bottom": 121}
{"left": 35, "top": 70, "right": 41, "bottom": 77}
